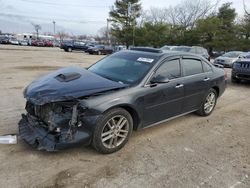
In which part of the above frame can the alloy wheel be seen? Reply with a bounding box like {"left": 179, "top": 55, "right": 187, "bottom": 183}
{"left": 101, "top": 115, "right": 129, "bottom": 149}
{"left": 204, "top": 92, "right": 216, "bottom": 114}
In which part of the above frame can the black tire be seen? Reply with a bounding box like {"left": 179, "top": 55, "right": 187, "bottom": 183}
{"left": 231, "top": 75, "right": 240, "bottom": 83}
{"left": 92, "top": 108, "right": 133, "bottom": 154}
{"left": 196, "top": 88, "right": 217, "bottom": 116}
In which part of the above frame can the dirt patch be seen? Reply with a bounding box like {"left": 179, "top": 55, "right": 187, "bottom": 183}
{"left": 15, "top": 65, "right": 62, "bottom": 71}
{"left": 9, "top": 86, "right": 23, "bottom": 89}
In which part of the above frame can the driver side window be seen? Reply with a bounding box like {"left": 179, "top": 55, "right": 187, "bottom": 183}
{"left": 154, "top": 59, "right": 181, "bottom": 80}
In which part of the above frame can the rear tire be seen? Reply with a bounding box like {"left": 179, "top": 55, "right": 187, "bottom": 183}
{"left": 196, "top": 88, "right": 217, "bottom": 116}
{"left": 92, "top": 108, "right": 133, "bottom": 154}
{"left": 67, "top": 47, "right": 72, "bottom": 52}
{"left": 231, "top": 75, "right": 240, "bottom": 83}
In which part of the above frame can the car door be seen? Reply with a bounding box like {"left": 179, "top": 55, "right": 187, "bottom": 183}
{"left": 180, "top": 56, "right": 211, "bottom": 112}
{"left": 142, "top": 57, "right": 185, "bottom": 127}
{"left": 74, "top": 41, "right": 84, "bottom": 50}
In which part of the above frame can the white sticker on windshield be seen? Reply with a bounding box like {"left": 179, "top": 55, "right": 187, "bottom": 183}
{"left": 137, "top": 57, "right": 154, "bottom": 63}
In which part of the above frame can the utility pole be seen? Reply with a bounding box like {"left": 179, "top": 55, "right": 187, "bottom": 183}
{"left": 53, "top": 20, "right": 56, "bottom": 35}
{"left": 106, "top": 18, "right": 111, "bottom": 46}
{"left": 52, "top": 20, "right": 56, "bottom": 46}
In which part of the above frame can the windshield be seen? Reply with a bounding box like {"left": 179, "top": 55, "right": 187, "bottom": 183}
{"left": 171, "top": 46, "right": 191, "bottom": 52}
{"left": 222, "top": 52, "right": 242, "bottom": 58}
{"left": 88, "top": 51, "right": 158, "bottom": 85}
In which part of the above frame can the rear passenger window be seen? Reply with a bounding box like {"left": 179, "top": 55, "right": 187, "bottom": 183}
{"left": 182, "top": 59, "right": 203, "bottom": 76}
{"left": 155, "top": 59, "right": 181, "bottom": 80}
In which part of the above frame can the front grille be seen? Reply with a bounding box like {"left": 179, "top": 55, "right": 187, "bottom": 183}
{"left": 240, "top": 63, "right": 250, "bottom": 69}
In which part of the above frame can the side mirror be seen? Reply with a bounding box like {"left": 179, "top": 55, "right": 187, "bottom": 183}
{"left": 151, "top": 76, "right": 170, "bottom": 84}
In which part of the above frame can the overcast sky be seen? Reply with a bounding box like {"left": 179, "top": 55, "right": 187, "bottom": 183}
{"left": 0, "top": 0, "right": 246, "bottom": 35}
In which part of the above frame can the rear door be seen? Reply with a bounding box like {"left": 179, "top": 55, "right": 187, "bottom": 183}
{"left": 180, "top": 56, "right": 212, "bottom": 112}
{"left": 74, "top": 41, "right": 85, "bottom": 50}
{"left": 143, "top": 57, "right": 185, "bottom": 126}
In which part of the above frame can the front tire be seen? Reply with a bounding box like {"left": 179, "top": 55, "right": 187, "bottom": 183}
{"left": 196, "top": 88, "right": 217, "bottom": 116}
{"left": 92, "top": 108, "right": 133, "bottom": 154}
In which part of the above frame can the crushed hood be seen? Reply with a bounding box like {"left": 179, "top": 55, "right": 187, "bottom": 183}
{"left": 24, "top": 67, "right": 127, "bottom": 105}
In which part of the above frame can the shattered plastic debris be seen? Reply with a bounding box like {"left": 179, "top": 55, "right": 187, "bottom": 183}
{"left": 0, "top": 135, "right": 17, "bottom": 144}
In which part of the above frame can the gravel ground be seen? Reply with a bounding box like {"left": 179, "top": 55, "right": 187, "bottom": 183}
{"left": 0, "top": 45, "right": 249, "bottom": 188}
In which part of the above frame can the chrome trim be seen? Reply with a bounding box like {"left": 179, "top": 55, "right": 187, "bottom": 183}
{"left": 143, "top": 110, "right": 197, "bottom": 129}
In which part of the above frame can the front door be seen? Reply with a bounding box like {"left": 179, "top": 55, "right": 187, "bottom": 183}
{"left": 142, "top": 58, "right": 185, "bottom": 127}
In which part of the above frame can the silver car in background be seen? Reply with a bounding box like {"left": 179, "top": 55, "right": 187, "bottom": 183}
{"left": 214, "top": 51, "right": 243, "bottom": 68}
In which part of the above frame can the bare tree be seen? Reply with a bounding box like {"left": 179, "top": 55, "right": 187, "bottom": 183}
{"left": 143, "top": 0, "right": 220, "bottom": 29}
{"left": 31, "top": 23, "right": 41, "bottom": 39}
{"left": 168, "top": 0, "right": 220, "bottom": 29}
{"left": 243, "top": 0, "right": 250, "bottom": 15}
{"left": 144, "top": 7, "right": 168, "bottom": 24}
{"left": 57, "top": 31, "right": 68, "bottom": 42}
{"left": 97, "top": 26, "right": 111, "bottom": 44}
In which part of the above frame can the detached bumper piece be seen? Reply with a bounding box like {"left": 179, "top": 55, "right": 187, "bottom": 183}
{"left": 19, "top": 114, "right": 91, "bottom": 151}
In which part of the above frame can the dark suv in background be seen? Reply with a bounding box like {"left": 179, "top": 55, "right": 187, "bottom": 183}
{"left": 60, "top": 40, "right": 90, "bottom": 52}
{"left": 171, "top": 46, "right": 210, "bottom": 61}
{"left": 0, "top": 36, "right": 10, "bottom": 44}
{"left": 232, "top": 57, "right": 250, "bottom": 83}
{"left": 86, "top": 45, "right": 113, "bottom": 55}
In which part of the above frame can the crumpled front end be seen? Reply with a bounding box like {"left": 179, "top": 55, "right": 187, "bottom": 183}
{"left": 18, "top": 101, "right": 92, "bottom": 151}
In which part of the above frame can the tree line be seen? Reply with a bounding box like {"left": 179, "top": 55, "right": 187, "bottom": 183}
{"left": 109, "top": 0, "right": 250, "bottom": 53}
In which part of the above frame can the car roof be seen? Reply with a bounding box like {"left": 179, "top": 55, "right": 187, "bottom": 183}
{"left": 126, "top": 48, "right": 205, "bottom": 59}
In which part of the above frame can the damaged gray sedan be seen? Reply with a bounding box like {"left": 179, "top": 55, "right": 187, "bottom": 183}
{"left": 19, "top": 48, "right": 226, "bottom": 153}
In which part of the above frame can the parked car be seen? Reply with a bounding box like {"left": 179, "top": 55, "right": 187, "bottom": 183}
{"left": 83, "top": 44, "right": 95, "bottom": 52}
{"left": 87, "top": 45, "right": 113, "bottom": 55}
{"left": 44, "top": 40, "right": 53, "bottom": 47}
{"left": 231, "top": 58, "right": 250, "bottom": 83}
{"left": 19, "top": 40, "right": 28, "bottom": 46}
{"left": 211, "top": 51, "right": 225, "bottom": 58}
{"left": 60, "top": 40, "right": 86, "bottom": 52}
{"left": 160, "top": 45, "right": 177, "bottom": 51}
{"left": 114, "top": 45, "right": 126, "bottom": 52}
{"left": 37, "top": 40, "right": 45, "bottom": 47}
{"left": 0, "top": 36, "right": 10, "bottom": 44}
{"left": 171, "top": 46, "right": 210, "bottom": 61}
{"left": 19, "top": 47, "right": 227, "bottom": 153}
{"left": 10, "top": 38, "right": 19, "bottom": 45}
{"left": 31, "top": 40, "right": 38, "bottom": 46}
{"left": 238, "top": 52, "right": 250, "bottom": 59}
{"left": 214, "top": 51, "right": 243, "bottom": 68}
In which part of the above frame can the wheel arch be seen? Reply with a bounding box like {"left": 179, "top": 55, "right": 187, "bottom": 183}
{"left": 103, "top": 104, "right": 141, "bottom": 131}
{"left": 212, "top": 86, "right": 219, "bottom": 96}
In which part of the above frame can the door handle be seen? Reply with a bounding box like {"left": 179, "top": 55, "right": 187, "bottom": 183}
{"left": 203, "top": 77, "right": 210, "bottom": 81}
{"left": 175, "top": 84, "right": 184, "bottom": 88}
